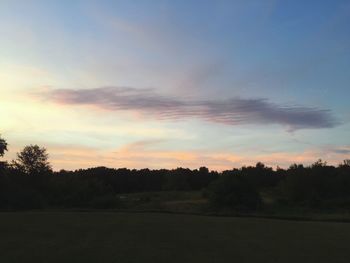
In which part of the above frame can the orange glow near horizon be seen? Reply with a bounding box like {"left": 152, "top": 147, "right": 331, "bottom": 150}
{"left": 3, "top": 142, "right": 348, "bottom": 172}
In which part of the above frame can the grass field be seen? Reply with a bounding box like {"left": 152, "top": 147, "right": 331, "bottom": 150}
{"left": 1, "top": 212, "right": 350, "bottom": 263}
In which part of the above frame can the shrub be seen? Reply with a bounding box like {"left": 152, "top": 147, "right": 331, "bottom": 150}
{"left": 207, "top": 175, "right": 262, "bottom": 211}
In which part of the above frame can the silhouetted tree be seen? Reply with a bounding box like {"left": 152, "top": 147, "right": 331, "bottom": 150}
{"left": 255, "top": 162, "right": 265, "bottom": 169}
{"left": 12, "top": 145, "right": 52, "bottom": 175}
{"left": 311, "top": 159, "right": 327, "bottom": 168}
{"left": 0, "top": 135, "right": 7, "bottom": 157}
{"left": 0, "top": 135, "right": 8, "bottom": 172}
{"left": 199, "top": 167, "right": 209, "bottom": 174}
{"left": 289, "top": 163, "right": 304, "bottom": 170}
{"left": 339, "top": 159, "right": 350, "bottom": 168}
{"left": 163, "top": 168, "right": 191, "bottom": 191}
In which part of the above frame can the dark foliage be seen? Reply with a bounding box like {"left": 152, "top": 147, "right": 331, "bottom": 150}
{"left": 11, "top": 145, "right": 52, "bottom": 175}
{"left": 0, "top": 135, "right": 7, "bottom": 157}
{"left": 0, "top": 136, "right": 350, "bottom": 212}
{"left": 0, "top": 135, "right": 8, "bottom": 172}
{"left": 278, "top": 160, "right": 350, "bottom": 208}
{"left": 0, "top": 165, "right": 219, "bottom": 210}
{"left": 207, "top": 175, "right": 262, "bottom": 211}
{"left": 1, "top": 160, "right": 350, "bottom": 210}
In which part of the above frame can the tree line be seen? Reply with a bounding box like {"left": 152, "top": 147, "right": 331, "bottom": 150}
{"left": 0, "top": 135, "right": 350, "bottom": 212}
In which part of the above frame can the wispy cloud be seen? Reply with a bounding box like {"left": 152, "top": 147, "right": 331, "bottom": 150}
{"left": 324, "top": 145, "right": 350, "bottom": 155}
{"left": 46, "top": 87, "right": 339, "bottom": 131}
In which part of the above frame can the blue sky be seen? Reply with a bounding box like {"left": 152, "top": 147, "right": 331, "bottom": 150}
{"left": 0, "top": 0, "right": 349, "bottom": 170}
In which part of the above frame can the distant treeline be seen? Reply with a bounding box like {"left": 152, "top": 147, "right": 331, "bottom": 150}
{"left": 0, "top": 137, "right": 350, "bottom": 211}
{"left": 0, "top": 165, "right": 218, "bottom": 209}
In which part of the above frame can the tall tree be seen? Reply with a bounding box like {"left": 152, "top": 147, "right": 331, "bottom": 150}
{"left": 12, "top": 145, "right": 52, "bottom": 175}
{"left": 0, "top": 135, "right": 7, "bottom": 157}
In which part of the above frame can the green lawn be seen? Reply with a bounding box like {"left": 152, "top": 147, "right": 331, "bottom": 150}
{"left": 1, "top": 212, "right": 350, "bottom": 263}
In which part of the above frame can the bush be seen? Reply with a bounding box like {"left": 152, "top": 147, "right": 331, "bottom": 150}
{"left": 276, "top": 163, "right": 347, "bottom": 208}
{"left": 207, "top": 175, "right": 262, "bottom": 211}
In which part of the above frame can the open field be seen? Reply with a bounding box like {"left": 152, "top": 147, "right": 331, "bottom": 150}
{"left": 1, "top": 212, "right": 350, "bottom": 263}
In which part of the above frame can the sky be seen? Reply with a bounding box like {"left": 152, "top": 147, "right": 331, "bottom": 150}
{"left": 0, "top": 0, "right": 349, "bottom": 171}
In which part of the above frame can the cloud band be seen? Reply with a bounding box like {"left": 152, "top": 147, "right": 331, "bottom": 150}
{"left": 47, "top": 87, "right": 339, "bottom": 130}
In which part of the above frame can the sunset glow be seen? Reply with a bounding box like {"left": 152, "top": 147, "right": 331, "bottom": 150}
{"left": 1, "top": 0, "right": 349, "bottom": 170}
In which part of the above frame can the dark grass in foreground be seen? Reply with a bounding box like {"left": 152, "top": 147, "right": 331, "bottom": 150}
{"left": 1, "top": 212, "right": 350, "bottom": 263}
